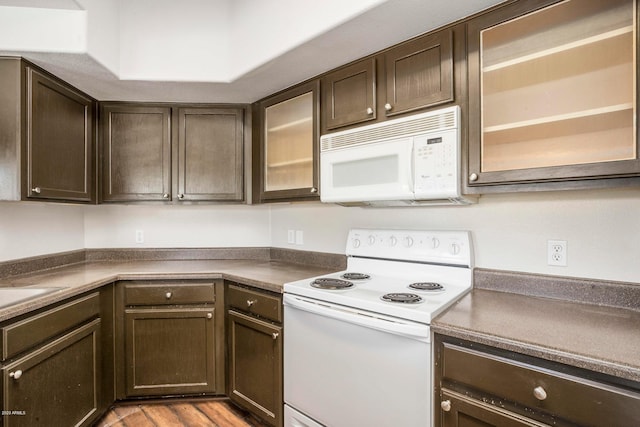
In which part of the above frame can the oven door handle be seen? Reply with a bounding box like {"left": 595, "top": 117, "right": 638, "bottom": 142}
{"left": 283, "top": 294, "right": 430, "bottom": 342}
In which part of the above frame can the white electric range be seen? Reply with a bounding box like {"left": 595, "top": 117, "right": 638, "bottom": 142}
{"left": 283, "top": 228, "right": 473, "bottom": 427}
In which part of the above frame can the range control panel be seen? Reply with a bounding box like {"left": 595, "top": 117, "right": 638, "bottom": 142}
{"left": 346, "top": 228, "right": 473, "bottom": 267}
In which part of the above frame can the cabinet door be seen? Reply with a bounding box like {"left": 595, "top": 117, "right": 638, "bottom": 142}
{"left": 26, "top": 67, "right": 95, "bottom": 202}
{"left": 124, "top": 307, "right": 217, "bottom": 397}
{"left": 383, "top": 28, "right": 453, "bottom": 117}
{"left": 440, "top": 389, "right": 544, "bottom": 427}
{"left": 100, "top": 104, "right": 171, "bottom": 202}
{"left": 228, "top": 310, "right": 282, "bottom": 427}
{"left": 322, "top": 58, "right": 376, "bottom": 131}
{"left": 257, "top": 80, "right": 319, "bottom": 202}
{"left": 467, "top": 0, "right": 639, "bottom": 189}
{"left": 176, "top": 107, "right": 244, "bottom": 201}
{"left": 2, "top": 319, "right": 101, "bottom": 427}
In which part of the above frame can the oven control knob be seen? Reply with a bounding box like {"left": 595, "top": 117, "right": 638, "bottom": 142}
{"left": 352, "top": 238, "right": 361, "bottom": 248}
{"left": 431, "top": 237, "right": 440, "bottom": 249}
{"left": 387, "top": 236, "right": 397, "bottom": 247}
{"left": 403, "top": 236, "right": 414, "bottom": 247}
{"left": 368, "top": 235, "right": 376, "bottom": 245}
{"left": 450, "top": 243, "right": 461, "bottom": 255}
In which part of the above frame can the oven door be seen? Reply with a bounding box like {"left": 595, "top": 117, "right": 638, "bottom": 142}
{"left": 283, "top": 294, "right": 431, "bottom": 427}
{"left": 320, "top": 137, "right": 414, "bottom": 203}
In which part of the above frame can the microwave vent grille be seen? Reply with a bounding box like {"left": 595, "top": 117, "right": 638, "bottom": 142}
{"left": 321, "top": 108, "right": 457, "bottom": 151}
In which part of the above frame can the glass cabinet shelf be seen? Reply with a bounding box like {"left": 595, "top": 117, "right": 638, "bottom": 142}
{"left": 483, "top": 26, "right": 633, "bottom": 72}
{"left": 478, "top": 0, "right": 636, "bottom": 174}
{"left": 258, "top": 80, "right": 319, "bottom": 201}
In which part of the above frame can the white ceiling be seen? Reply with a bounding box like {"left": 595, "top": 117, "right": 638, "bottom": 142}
{"left": 0, "top": 0, "right": 506, "bottom": 103}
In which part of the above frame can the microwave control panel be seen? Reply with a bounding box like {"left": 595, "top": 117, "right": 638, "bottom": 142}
{"left": 413, "top": 129, "right": 459, "bottom": 198}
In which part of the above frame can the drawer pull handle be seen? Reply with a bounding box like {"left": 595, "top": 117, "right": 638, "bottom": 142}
{"left": 32, "top": 186, "right": 41, "bottom": 194}
{"left": 533, "top": 386, "right": 547, "bottom": 401}
{"left": 272, "top": 332, "right": 279, "bottom": 340}
{"left": 207, "top": 313, "right": 213, "bottom": 319}
{"left": 247, "top": 299, "right": 257, "bottom": 308}
{"left": 9, "top": 370, "right": 23, "bottom": 380}
{"left": 366, "top": 107, "right": 374, "bottom": 115}
{"left": 165, "top": 292, "right": 172, "bottom": 299}
{"left": 384, "top": 103, "right": 393, "bottom": 112}
{"left": 441, "top": 400, "right": 451, "bottom": 412}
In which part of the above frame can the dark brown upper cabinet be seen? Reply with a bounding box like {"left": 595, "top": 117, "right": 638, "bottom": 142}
{"left": 321, "top": 26, "right": 455, "bottom": 133}
{"left": 383, "top": 29, "right": 453, "bottom": 117}
{"left": 254, "top": 80, "right": 320, "bottom": 202}
{"left": 0, "top": 58, "right": 96, "bottom": 203}
{"left": 466, "top": 0, "right": 640, "bottom": 192}
{"left": 175, "top": 107, "right": 244, "bottom": 202}
{"left": 100, "top": 103, "right": 245, "bottom": 203}
{"left": 100, "top": 104, "right": 171, "bottom": 202}
{"left": 322, "top": 58, "right": 376, "bottom": 131}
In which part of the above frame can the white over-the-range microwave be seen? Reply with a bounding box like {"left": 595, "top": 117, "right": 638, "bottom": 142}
{"left": 320, "top": 105, "right": 476, "bottom": 206}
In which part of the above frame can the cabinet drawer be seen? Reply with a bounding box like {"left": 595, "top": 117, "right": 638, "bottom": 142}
{"left": 227, "top": 284, "right": 282, "bottom": 323}
{"left": 442, "top": 343, "right": 640, "bottom": 426}
{"left": 1, "top": 292, "right": 100, "bottom": 361}
{"left": 124, "top": 282, "right": 215, "bottom": 306}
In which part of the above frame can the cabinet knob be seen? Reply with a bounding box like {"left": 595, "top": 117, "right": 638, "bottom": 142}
{"left": 533, "top": 386, "right": 547, "bottom": 401}
{"left": 9, "top": 370, "right": 22, "bottom": 380}
{"left": 441, "top": 400, "right": 451, "bottom": 412}
{"left": 366, "top": 107, "right": 374, "bottom": 115}
{"left": 178, "top": 193, "right": 185, "bottom": 200}
{"left": 162, "top": 193, "right": 170, "bottom": 199}
{"left": 272, "top": 332, "right": 279, "bottom": 340}
{"left": 469, "top": 173, "right": 479, "bottom": 182}
{"left": 310, "top": 187, "right": 318, "bottom": 193}
{"left": 32, "top": 186, "right": 41, "bottom": 194}
{"left": 247, "top": 299, "right": 257, "bottom": 308}
{"left": 206, "top": 313, "right": 213, "bottom": 319}
{"left": 384, "top": 103, "right": 393, "bottom": 112}
{"left": 165, "top": 292, "right": 172, "bottom": 299}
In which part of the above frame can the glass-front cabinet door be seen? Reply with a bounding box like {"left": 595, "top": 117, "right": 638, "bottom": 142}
{"left": 256, "top": 80, "right": 319, "bottom": 202}
{"left": 467, "top": 0, "right": 639, "bottom": 189}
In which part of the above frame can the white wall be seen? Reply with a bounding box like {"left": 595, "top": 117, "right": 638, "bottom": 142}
{"left": 118, "top": 0, "right": 231, "bottom": 82}
{"left": 77, "top": 0, "right": 120, "bottom": 76}
{"left": 0, "top": 202, "right": 85, "bottom": 261}
{"left": 3, "top": 188, "right": 640, "bottom": 284}
{"left": 270, "top": 188, "right": 640, "bottom": 283}
{"left": 83, "top": 204, "right": 271, "bottom": 248}
{"left": 0, "top": 6, "right": 86, "bottom": 53}
{"left": 228, "top": 0, "right": 385, "bottom": 79}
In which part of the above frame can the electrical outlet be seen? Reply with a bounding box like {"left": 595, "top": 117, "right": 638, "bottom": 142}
{"left": 287, "top": 230, "right": 295, "bottom": 244}
{"left": 547, "top": 240, "right": 567, "bottom": 266}
{"left": 135, "top": 229, "right": 144, "bottom": 244}
{"left": 295, "top": 230, "right": 304, "bottom": 245}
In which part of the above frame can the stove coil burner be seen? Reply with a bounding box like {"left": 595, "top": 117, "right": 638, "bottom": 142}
{"left": 340, "top": 272, "right": 371, "bottom": 281}
{"left": 409, "top": 282, "right": 444, "bottom": 292}
{"left": 311, "top": 278, "right": 354, "bottom": 290}
{"left": 381, "top": 293, "right": 423, "bottom": 304}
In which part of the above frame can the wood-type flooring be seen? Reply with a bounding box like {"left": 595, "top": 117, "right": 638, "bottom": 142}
{"left": 93, "top": 398, "right": 271, "bottom": 427}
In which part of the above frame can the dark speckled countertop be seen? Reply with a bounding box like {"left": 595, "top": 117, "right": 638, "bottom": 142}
{"left": 0, "top": 259, "right": 339, "bottom": 322}
{"left": 432, "top": 269, "right": 640, "bottom": 384}
{"left": 2, "top": 254, "right": 639, "bottom": 387}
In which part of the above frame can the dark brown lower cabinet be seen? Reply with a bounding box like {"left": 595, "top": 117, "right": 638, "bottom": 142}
{"left": 124, "top": 307, "right": 217, "bottom": 397}
{"left": 2, "top": 319, "right": 101, "bottom": 427}
{"left": 226, "top": 283, "right": 283, "bottom": 426}
{"left": 435, "top": 334, "right": 640, "bottom": 427}
{"left": 116, "top": 280, "right": 224, "bottom": 399}
{"left": 440, "top": 389, "right": 543, "bottom": 427}
{"left": 227, "top": 310, "right": 282, "bottom": 427}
